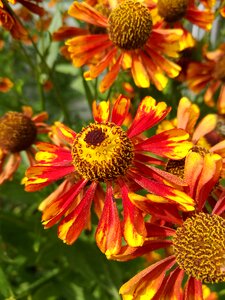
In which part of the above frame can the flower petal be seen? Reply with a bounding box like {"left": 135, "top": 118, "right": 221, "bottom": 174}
{"left": 184, "top": 277, "right": 203, "bottom": 300}
{"left": 111, "top": 94, "right": 130, "bottom": 126}
{"left": 95, "top": 184, "right": 122, "bottom": 257}
{"left": 58, "top": 181, "right": 97, "bottom": 245}
{"left": 127, "top": 96, "right": 170, "bottom": 138}
{"left": 92, "top": 100, "right": 110, "bottom": 123}
{"left": 68, "top": 1, "right": 108, "bottom": 27}
{"left": 119, "top": 256, "right": 176, "bottom": 300}
{"left": 135, "top": 129, "right": 193, "bottom": 159}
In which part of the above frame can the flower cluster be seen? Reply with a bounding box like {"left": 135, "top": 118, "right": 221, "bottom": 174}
{"left": 1, "top": 0, "right": 225, "bottom": 298}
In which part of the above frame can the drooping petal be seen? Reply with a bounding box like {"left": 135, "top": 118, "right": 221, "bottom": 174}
{"left": 68, "top": 1, "right": 108, "bottom": 27}
{"left": 119, "top": 179, "right": 147, "bottom": 247}
{"left": 131, "top": 53, "right": 150, "bottom": 88}
{"left": 135, "top": 129, "right": 193, "bottom": 159}
{"left": 186, "top": 6, "right": 214, "bottom": 30}
{"left": 184, "top": 277, "right": 203, "bottom": 300}
{"left": 99, "top": 54, "right": 123, "bottom": 93}
{"left": 85, "top": 47, "right": 117, "bottom": 79}
{"left": 119, "top": 256, "right": 176, "bottom": 300}
{"left": 111, "top": 94, "right": 130, "bottom": 126}
{"left": 58, "top": 181, "right": 97, "bottom": 245}
{"left": 95, "top": 183, "right": 122, "bottom": 257}
{"left": 127, "top": 97, "right": 171, "bottom": 138}
{"left": 0, "top": 153, "right": 21, "bottom": 184}
{"left": 41, "top": 178, "right": 88, "bottom": 228}
{"left": 158, "top": 268, "right": 185, "bottom": 300}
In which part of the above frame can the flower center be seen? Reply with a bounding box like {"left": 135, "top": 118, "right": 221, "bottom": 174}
{"left": 157, "top": 0, "right": 188, "bottom": 22}
{"left": 213, "top": 55, "right": 225, "bottom": 82}
{"left": 108, "top": 0, "right": 152, "bottom": 50}
{"left": 0, "top": 112, "right": 37, "bottom": 152}
{"left": 165, "top": 158, "right": 185, "bottom": 179}
{"left": 173, "top": 213, "right": 225, "bottom": 282}
{"left": 71, "top": 122, "right": 134, "bottom": 181}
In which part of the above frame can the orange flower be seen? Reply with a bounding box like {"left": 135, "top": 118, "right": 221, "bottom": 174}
{"left": 0, "top": 77, "right": 13, "bottom": 92}
{"left": 62, "top": 0, "right": 187, "bottom": 93}
{"left": 149, "top": 0, "right": 214, "bottom": 30}
{"left": 24, "top": 95, "right": 194, "bottom": 255}
{"left": 187, "top": 44, "right": 225, "bottom": 113}
{"left": 0, "top": 106, "right": 49, "bottom": 184}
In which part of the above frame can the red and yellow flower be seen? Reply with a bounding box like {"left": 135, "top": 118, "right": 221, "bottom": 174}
{"left": 0, "top": 106, "right": 49, "bottom": 184}
{"left": 24, "top": 95, "right": 194, "bottom": 256}
{"left": 187, "top": 44, "right": 225, "bottom": 113}
{"left": 116, "top": 150, "right": 225, "bottom": 299}
{"left": 61, "top": 0, "right": 189, "bottom": 93}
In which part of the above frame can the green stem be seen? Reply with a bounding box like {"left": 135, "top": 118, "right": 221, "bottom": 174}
{"left": 80, "top": 68, "right": 94, "bottom": 113}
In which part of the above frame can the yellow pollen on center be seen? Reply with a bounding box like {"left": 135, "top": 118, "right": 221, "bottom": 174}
{"left": 108, "top": 0, "right": 152, "bottom": 50}
{"left": 213, "top": 55, "right": 225, "bottom": 82}
{"left": 157, "top": 0, "right": 188, "bottom": 23}
{"left": 173, "top": 213, "right": 225, "bottom": 283}
{"left": 71, "top": 122, "right": 134, "bottom": 181}
{"left": 165, "top": 158, "right": 185, "bottom": 179}
{"left": 0, "top": 111, "right": 37, "bottom": 152}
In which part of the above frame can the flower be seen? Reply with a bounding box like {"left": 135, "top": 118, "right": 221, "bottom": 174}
{"left": 149, "top": 0, "right": 214, "bottom": 30}
{"left": 117, "top": 150, "right": 225, "bottom": 299}
{"left": 0, "top": 106, "right": 48, "bottom": 184}
{"left": 24, "top": 95, "right": 194, "bottom": 256}
{"left": 63, "top": 0, "right": 186, "bottom": 92}
{"left": 0, "top": 0, "right": 45, "bottom": 39}
{"left": 157, "top": 97, "right": 225, "bottom": 179}
{"left": 0, "top": 77, "right": 13, "bottom": 92}
{"left": 187, "top": 43, "right": 225, "bottom": 113}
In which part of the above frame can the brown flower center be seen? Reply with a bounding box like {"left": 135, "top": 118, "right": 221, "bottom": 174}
{"left": 173, "top": 213, "right": 225, "bottom": 282}
{"left": 108, "top": 0, "right": 152, "bottom": 50}
{"left": 0, "top": 112, "right": 37, "bottom": 152}
{"left": 71, "top": 122, "right": 134, "bottom": 181}
{"left": 157, "top": 0, "right": 188, "bottom": 22}
{"left": 165, "top": 158, "right": 185, "bottom": 179}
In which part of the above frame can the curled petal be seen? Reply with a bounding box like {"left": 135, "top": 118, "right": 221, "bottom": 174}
{"left": 111, "top": 94, "right": 130, "bottom": 126}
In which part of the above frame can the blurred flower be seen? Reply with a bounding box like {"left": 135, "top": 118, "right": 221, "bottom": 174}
{"left": 24, "top": 95, "right": 194, "bottom": 255}
{"left": 187, "top": 43, "right": 225, "bottom": 113}
{"left": 0, "top": 77, "right": 13, "bottom": 92}
{"left": 0, "top": 0, "right": 45, "bottom": 39}
{"left": 62, "top": 0, "right": 188, "bottom": 92}
{"left": 149, "top": 0, "right": 214, "bottom": 30}
{"left": 0, "top": 106, "right": 48, "bottom": 184}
